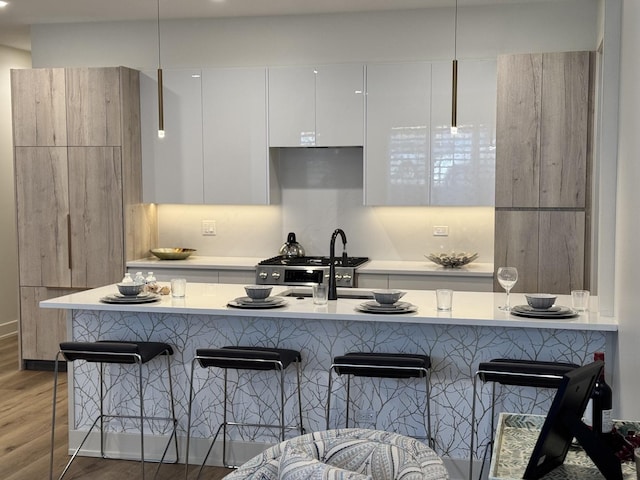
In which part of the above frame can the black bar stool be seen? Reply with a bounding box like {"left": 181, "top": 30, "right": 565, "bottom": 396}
{"left": 326, "top": 352, "right": 433, "bottom": 448}
{"left": 185, "top": 346, "right": 304, "bottom": 477}
{"left": 469, "top": 358, "right": 580, "bottom": 480}
{"left": 49, "top": 341, "right": 178, "bottom": 480}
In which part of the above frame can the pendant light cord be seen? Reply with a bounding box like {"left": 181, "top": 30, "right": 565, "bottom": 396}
{"left": 454, "top": 0, "right": 458, "bottom": 61}
{"left": 157, "top": 0, "right": 162, "bottom": 68}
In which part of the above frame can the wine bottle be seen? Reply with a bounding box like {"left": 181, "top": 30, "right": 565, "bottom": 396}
{"left": 592, "top": 351, "right": 613, "bottom": 435}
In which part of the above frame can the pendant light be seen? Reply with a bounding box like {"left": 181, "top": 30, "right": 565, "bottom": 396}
{"left": 157, "top": 0, "right": 165, "bottom": 139}
{"left": 451, "top": 0, "right": 458, "bottom": 135}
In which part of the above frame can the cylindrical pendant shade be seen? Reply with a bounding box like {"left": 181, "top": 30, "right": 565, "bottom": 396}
{"left": 451, "top": 59, "right": 458, "bottom": 130}
{"left": 157, "top": 68, "right": 164, "bottom": 137}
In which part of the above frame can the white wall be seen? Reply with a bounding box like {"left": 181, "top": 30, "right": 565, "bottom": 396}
{"left": 30, "top": 2, "right": 598, "bottom": 69}
{"left": 614, "top": 0, "right": 640, "bottom": 420}
{"left": 0, "top": 45, "right": 31, "bottom": 338}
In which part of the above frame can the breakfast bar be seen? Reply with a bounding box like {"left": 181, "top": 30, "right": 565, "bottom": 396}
{"left": 41, "top": 284, "right": 618, "bottom": 475}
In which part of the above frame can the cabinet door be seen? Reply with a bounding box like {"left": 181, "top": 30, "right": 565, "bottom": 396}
{"left": 316, "top": 64, "right": 364, "bottom": 146}
{"left": 494, "top": 210, "right": 539, "bottom": 293}
{"left": 20, "top": 287, "right": 73, "bottom": 361}
{"left": 15, "top": 147, "right": 71, "bottom": 288}
{"left": 202, "top": 67, "right": 270, "bottom": 204}
{"left": 11, "top": 68, "right": 67, "bottom": 147}
{"left": 430, "top": 60, "right": 496, "bottom": 206}
{"left": 495, "top": 54, "right": 543, "bottom": 208}
{"left": 537, "top": 211, "right": 585, "bottom": 293}
{"left": 365, "top": 62, "right": 431, "bottom": 205}
{"left": 68, "top": 147, "right": 124, "bottom": 288}
{"left": 66, "top": 67, "right": 122, "bottom": 146}
{"left": 140, "top": 69, "right": 204, "bottom": 203}
{"left": 540, "top": 52, "right": 590, "bottom": 208}
{"left": 268, "top": 66, "right": 316, "bottom": 146}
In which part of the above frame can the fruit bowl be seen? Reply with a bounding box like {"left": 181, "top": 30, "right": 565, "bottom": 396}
{"left": 150, "top": 248, "right": 196, "bottom": 260}
{"left": 426, "top": 252, "right": 478, "bottom": 268}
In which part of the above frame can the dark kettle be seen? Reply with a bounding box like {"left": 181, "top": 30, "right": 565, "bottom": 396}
{"left": 279, "top": 232, "right": 305, "bottom": 257}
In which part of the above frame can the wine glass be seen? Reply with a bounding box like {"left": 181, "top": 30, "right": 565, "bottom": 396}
{"left": 497, "top": 267, "right": 518, "bottom": 311}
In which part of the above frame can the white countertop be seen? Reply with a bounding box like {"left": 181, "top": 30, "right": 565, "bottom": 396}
{"left": 127, "top": 256, "right": 494, "bottom": 277}
{"left": 126, "top": 256, "right": 263, "bottom": 270}
{"left": 358, "top": 260, "right": 494, "bottom": 276}
{"left": 41, "top": 283, "right": 616, "bottom": 332}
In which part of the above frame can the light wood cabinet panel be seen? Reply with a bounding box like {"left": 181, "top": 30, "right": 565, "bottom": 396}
{"left": 537, "top": 211, "right": 585, "bottom": 293}
{"left": 12, "top": 67, "right": 155, "bottom": 364}
{"left": 19, "top": 287, "right": 74, "bottom": 361}
{"left": 68, "top": 147, "right": 124, "bottom": 287}
{"left": 66, "top": 67, "right": 122, "bottom": 146}
{"left": 494, "top": 210, "right": 539, "bottom": 293}
{"left": 14, "top": 147, "right": 71, "bottom": 288}
{"left": 540, "top": 52, "right": 590, "bottom": 208}
{"left": 495, "top": 54, "right": 542, "bottom": 208}
{"left": 494, "top": 52, "right": 593, "bottom": 294}
{"left": 11, "top": 68, "right": 67, "bottom": 147}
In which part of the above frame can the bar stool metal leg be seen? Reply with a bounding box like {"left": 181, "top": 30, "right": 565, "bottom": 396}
{"left": 326, "top": 353, "right": 433, "bottom": 448}
{"left": 49, "top": 342, "right": 178, "bottom": 480}
{"left": 185, "top": 347, "right": 304, "bottom": 479}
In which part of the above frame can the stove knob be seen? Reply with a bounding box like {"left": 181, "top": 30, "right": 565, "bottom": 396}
{"left": 342, "top": 273, "right": 352, "bottom": 281}
{"left": 334, "top": 273, "right": 343, "bottom": 281}
{"left": 258, "top": 271, "right": 268, "bottom": 280}
{"left": 271, "top": 271, "right": 281, "bottom": 280}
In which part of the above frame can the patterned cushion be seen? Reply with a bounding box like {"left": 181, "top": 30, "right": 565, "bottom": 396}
{"left": 224, "top": 428, "right": 449, "bottom": 480}
{"left": 279, "top": 443, "right": 372, "bottom": 480}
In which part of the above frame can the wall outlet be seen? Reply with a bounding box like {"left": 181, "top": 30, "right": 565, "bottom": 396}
{"left": 202, "top": 220, "right": 217, "bottom": 236}
{"left": 355, "top": 409, "right": 376, "bottom": 424}
{"left": 433, "top": 225, "right": 449, "bottom": 236}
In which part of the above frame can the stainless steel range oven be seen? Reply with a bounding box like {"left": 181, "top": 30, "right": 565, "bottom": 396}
{"left": 255, "top": 256, "right": 369, "bottom": 288}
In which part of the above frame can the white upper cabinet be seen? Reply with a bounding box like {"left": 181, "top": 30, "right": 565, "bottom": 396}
{"left": 430, "top": 60, "right": 496, "bottom": 206}
{"left": 268, "top": 64, "right": 364, "bottom": 147}
{"left": 365, "top": 60, "right": 496, "bottom": 206}
{"left": 202, "top": 67, "right": 272, "bottom": 205}
{"left": 365, "top": 62, "right": 431, "bottom": 205}
{"left": 140, "top": 69, "right": 204, "bottom": 204}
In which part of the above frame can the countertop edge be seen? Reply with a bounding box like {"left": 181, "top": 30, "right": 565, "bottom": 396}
{"left": 40, "top": 284, "right": 617, "bottom": 332}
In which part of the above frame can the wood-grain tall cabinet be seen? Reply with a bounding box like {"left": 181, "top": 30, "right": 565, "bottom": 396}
{"left": 494, "top": 52, "right": 594, "bottom": 294}
{"left": 11, "top": 67, "right": 157, "bottom": 368}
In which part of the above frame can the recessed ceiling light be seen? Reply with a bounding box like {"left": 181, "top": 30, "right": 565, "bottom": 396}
{"left": 0, "top": 1, "right": 9, "bottom": 8}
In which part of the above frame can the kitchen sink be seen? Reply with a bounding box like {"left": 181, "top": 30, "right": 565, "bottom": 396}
{"left": 278, "top": 287, "right": 374, "bottom": 300}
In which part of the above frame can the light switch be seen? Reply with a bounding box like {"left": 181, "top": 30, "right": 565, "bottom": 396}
{"left": 433, "top": 225, "right": 449, "bottom": 236}
{"left": 202, "top": 220, "right": 216, "bottom": 236}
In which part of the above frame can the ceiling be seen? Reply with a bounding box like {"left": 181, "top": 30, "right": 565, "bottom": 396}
{"left": 0, "top": 0, "right": 573, "bottom": 52}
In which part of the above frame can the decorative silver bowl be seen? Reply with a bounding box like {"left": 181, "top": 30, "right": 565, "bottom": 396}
{"left": 426, "top": 252, "right": 479, "bottom": 268}
{"left": 150, "top": 248, "right": 196, "bottom": 260}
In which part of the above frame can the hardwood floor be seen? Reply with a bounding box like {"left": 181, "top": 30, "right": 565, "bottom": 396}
{"left": 0, "top": 335, "right": 233, "bottom": 479}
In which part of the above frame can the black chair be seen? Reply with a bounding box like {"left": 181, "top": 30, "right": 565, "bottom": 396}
{"left": 185, "top": 346, "right": 304, "bottom": 477}
{"left": 326, "top": 352, "right": 433, "bottom": 448}
{"left": 469, "top": 358, "right": 580, "bottom": 480}
{"left": 49, "top": 341, "right": 178, "bottom": 480}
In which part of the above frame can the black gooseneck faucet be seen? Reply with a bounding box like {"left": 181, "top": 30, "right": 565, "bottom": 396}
{"left": 328, "top": 228, "right": 347, "bottom": 300}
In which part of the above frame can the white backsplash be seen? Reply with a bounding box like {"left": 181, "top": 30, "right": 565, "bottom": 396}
{"left": 157, "top": 147, "right": 494, "bottom": 261}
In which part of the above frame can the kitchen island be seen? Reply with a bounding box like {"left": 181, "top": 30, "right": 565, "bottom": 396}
{"left": 41, "top": 284, "right": 617, "bottom": 476}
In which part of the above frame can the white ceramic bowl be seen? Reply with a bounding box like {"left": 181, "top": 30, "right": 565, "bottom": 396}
{"left": 372, "top": 289, "right": 406, "bottom": 305}
{"left": 525, "top": 293, "right": 557, "bottom": 310}
{"left": 244, "top": 285, "right": 273, "bottom": 301}
{"left": 117, "top": 282, "right": 145, "bottom": 296}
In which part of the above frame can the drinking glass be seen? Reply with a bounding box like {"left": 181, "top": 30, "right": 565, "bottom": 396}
{"left": 497, "top": 267, "right": 518, "bottom": 311}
